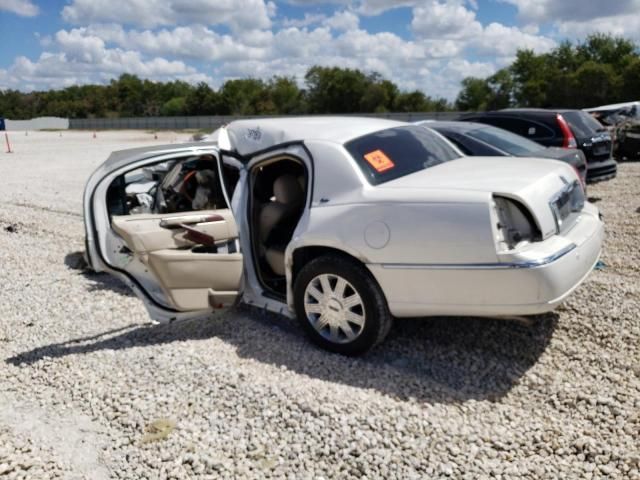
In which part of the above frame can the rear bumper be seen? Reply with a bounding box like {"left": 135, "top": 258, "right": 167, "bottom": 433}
{"left": 586, "top": 157, "right": 617, "bottom": 183}
{"left": 368, "top": 207, "right": 604, "bottom": 318}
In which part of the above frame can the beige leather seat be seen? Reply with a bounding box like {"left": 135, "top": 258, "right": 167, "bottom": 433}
{"left": 258, "top": 174, "right": 305, "bottom": 276}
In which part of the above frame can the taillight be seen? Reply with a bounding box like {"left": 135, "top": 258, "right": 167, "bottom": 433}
{"left": 557, "top": 114, "right": 577, "bottom": 148}
{"left": 491, "top": 196, "right": 541, "bottom": 251}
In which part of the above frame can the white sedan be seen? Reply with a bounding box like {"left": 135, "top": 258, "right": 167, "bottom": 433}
{"left": 84, "top": 117, "right": 604, "bottom": 355}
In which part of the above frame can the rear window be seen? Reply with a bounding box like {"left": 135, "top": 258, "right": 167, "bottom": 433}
{"left": 562, "top": 111, "right": 605, "bottom": 138}
{"left": 466, "top": 126, "right": 543, "bottom": 156}
{"left": 344, "top": 126, "right": 462, "bottom": 185}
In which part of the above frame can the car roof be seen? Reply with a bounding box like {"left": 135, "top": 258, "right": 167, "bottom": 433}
{"left": 489, "top": 108, "right": 582, "bottom": 115}
{"left": 460, "top": 109, "right": 552, "bottom": 120}
{"left": 224, "top": 116, "right": 405, "bottom": 157}
{"left": 585, "top": 101, "right": 640, "bottom": 112}
{"left": 419, "top": 120, "right": 488, "bottom": 132}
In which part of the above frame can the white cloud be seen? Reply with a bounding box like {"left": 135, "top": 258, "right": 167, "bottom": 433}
{"left": 475, "top": 23, "right": 556, "bottom": 58}
{"left": 62, "top": 0, "right": 276, "bottom": 30}
{"left": 324, "top": 10, "right": 359, "bottom": 31}
{"left": 556, "top": 14, "right": 640, "bottom": 43}
{"left": 284, "top": 0, "right": 480, "bottom": 16}
{"left": 354, "top": 0, "right": 417, "bottom": 15}
{"left": 281, "top": 13, "right": 327, "bottom": 28}
{"left": 0, "top": 0, "right": 38, "bottom": 16}
{"left": 0, "top": 34, "right": 210, "bottom": 91}
{"left": 81, "top": 24, "right": 270, "bottom": 62}
{"left": 412, "top": 2, "right": 555, "bottom": 61}
{"left": 502, "top": 0, "right": 640, "bottom": 44}
{"left": 0, "top": 0, "right": 596, "bottom": 101}
{"left": 412, "top": 1, "right": 483, "bottom": 40}
{"left": 283, "top": 0, "right": 416, "bottom": 15}
{"left": 443, "top": 58, "right": 495, "bottom": 80}
{"left": 501, "top": 0, "right": 640, "bottom": 23}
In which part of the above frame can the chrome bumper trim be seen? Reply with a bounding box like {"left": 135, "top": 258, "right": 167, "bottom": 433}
{"left": 381, "top": 243, "right": 577, "bottom": 270}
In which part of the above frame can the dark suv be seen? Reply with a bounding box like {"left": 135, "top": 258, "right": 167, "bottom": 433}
{"left": 459, "top": 109, "right": 617, "bottom": 183}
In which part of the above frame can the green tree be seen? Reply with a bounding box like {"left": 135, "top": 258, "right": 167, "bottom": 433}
{"left": 571, "top": 61, "right": 620, "bottom": 108}
{"left": 457, "top": 33, "right": 638, "bottom": 110}
{"left": 305, "top": 66, "right": 369, "bottom": 113}
{"left": 485, "top": 69, "right": 513, "bottom": 109}
{"left": 160, "top": 97, "right": 187, "bottom": 116}
{"left": 113, "top": 74, "right": 145, "bottom": 116}
{"left": 185, "top": 82, "right": 220, "bottom": 115}
{"left": 576, "top": 33, "right": 636, "bottom": 69}
{"left": 455, "top": 77, "right": 492, "bottom": 111}
{"left": 267, "top": 77, "right": 304, "bottom": 114}
{"left": 219, "top": 78, "right": 267, "bottom": 115}
{"left": 621, "top": 57, "right": 640, "bottom": 100}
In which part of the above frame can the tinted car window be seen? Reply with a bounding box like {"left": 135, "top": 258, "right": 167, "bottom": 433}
{"left": 466, "top": 126, "right": 543, "bottom": 156}
{"left": 562, "top": 111, "right": 605, "bottom": 138}
{"left": 475, "top": 116, "right": 555, "bottom": 140}
{"left": 345, "top": 126, "right": 462, "bottom": 185}
{"left": 434, "top": 129, "right": 498, "bottom": 156}
{"left": 476, "top": 117, "right": 529, "bottom": 136}
{"left": 438, "top": 132, "right": 474, "bottom": 155}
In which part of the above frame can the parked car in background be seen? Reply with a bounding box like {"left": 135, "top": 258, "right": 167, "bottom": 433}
{"left": 586, "top": 101, "right": 640, "bottom": 161}
{"left": 417, "top": 120, "right": 588, "bottom": 187}
{"left": 84, "top": 117, "right": 604, "bottom": 355}
{"left": 585, "top": 101, "right": 640, "bottom": 124}
{"left": 459, "top": 109, "right": 617, "bottom": 183}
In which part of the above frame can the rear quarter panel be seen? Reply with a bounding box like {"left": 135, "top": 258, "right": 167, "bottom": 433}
{"left": 291, "top": 193, "right": 498, "bottom": 267}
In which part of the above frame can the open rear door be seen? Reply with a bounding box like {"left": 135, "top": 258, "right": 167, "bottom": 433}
{"left": 84, "top": 144, "right": 243, "bottom": 321}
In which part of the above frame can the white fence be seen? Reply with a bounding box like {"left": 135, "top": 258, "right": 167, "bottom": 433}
{"left": 4, "top": 117, "right": 69, "bottom": 131}
{"left": 69, "top": 112, "right": 462, "bottom": 130}
{"left": 3, "top": 113, "right": 464, "bottom": 131}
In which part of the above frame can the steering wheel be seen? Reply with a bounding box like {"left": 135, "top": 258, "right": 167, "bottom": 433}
{"left": 178, "top": 170, "right": 199, "bottom": 203}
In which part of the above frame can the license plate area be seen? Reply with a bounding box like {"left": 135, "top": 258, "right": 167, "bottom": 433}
{"left": 593, "top": 142, "right": 610, "bottom": 157}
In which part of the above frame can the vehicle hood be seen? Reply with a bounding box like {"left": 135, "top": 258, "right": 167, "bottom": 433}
{"left": 379, "top": 156, "right": 579, "bottom": 239}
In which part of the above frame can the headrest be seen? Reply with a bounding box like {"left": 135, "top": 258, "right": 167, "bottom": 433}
{"left": 196, "top": 169, "right": 217, "bottom": 186}
{"left": 273, "top": 174, "right": 304, "bottom": 205}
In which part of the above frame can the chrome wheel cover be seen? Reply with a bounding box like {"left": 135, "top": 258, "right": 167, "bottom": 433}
{"left": 303, "top": 273, "right": 366, "bottom": 344}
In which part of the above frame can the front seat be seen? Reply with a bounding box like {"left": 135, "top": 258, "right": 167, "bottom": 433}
{"left": 191, "top": 169, "right": 220, "bottom": 210}
{"left": 259, "top": 174, "right": 305, "bottom": 276}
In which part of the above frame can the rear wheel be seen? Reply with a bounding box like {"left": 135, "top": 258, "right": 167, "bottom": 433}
{"left": 293, "top": 254, "right": 392, "bottom": 356}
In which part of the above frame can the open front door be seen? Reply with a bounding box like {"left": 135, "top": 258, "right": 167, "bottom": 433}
{"left": 85, "top": 144, "right": 243, "bottom": 321}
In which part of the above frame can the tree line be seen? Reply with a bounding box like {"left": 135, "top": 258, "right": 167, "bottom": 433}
{"left": 1, "top": 33, "right": 637, "bottom": 119}
{"left": 0, "top": 66, "right": 450, "bottom": 119}
{"left": 456, "top": 34, "right": 640, "bottom": 111}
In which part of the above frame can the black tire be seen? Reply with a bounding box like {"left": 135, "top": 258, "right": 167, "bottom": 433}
{"left": 293, "top": 254, "right": 393, "bottom": 356}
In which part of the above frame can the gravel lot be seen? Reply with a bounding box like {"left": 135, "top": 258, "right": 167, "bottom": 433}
{"left": 0, "top": 130, "right": 638, "bottom": 479}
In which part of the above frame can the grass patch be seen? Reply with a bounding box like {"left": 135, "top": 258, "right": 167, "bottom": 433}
{"left": 141, "top": 418, "right": 176, "bottom": 444}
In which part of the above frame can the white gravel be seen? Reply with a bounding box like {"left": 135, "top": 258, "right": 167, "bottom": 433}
{"left": 0, "top": 130, "right": 639, "bottom": 479}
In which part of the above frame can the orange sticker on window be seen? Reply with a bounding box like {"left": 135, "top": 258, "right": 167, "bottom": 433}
{"left": 364, "top": 149, "right": 395, "bottom": 173}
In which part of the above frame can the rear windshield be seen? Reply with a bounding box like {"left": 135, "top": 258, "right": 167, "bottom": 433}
{"left": 344, "top": 126, "right": 462, "bottom": 185}
{"left": 466, "top": 126, "right": 543, "bottom": 156}
{"left": 562, "top": 111, "right": 605, "bottom": 138}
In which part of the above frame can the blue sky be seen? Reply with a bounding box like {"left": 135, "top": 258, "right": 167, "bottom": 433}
{"left": 0, "top": 0, "right": 638, "bottom": 99}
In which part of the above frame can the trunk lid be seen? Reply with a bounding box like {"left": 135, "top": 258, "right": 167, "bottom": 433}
{"left": 378, "top": 156, "right": 581, "bottom": 239}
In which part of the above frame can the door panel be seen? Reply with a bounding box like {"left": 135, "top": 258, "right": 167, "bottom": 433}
{"left": 111, "top": 208, "right": 241, "bottom": 311}
{"left": 147, "top": 250, "right": 242, "bottom": 310}
{"left": 112, "top": 209, "right": 237, "bottom": 256}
